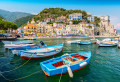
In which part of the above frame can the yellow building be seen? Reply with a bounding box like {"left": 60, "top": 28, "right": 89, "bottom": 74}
{"left": 24, "top": 24, "right": 38, "bottom": 34}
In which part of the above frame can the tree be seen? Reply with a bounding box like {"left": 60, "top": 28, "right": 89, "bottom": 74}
{"left": 87, "top": 25, "right": 92, "bottom": 28}
{"left": 94, "top": 16, "right": 100, "bottom": 27}
{"left": 0, "top": 20, "right": 18, "bottom": 30}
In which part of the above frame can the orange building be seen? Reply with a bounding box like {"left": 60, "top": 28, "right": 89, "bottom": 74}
{"left": 24, "top": 24, "right": 38, "bottom": 34}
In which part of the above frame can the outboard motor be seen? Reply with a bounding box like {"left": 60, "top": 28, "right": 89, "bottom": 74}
{"left": 40, "top": 41, "right": 45, "bottom": 46}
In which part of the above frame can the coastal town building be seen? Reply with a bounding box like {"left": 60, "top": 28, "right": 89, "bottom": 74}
{"left": 55, "top": 16, "right": 66, "bottom": 22}
{"left": 87, "top": 16, "right": 95, "bottom": 22}
{"left": 69, "top": 13, "right": 82, "bottom": 20}
{"left": 99, "top": 15, "right": 117, "bottom": 36}
{"left": 20, "top": 13, "right": 118, "bottom": 37}
{"left": 24, "top": 24, "right": 37, "bottom": 34}
{"left": 44, "top": 18, "right": 55, "bottom": 22}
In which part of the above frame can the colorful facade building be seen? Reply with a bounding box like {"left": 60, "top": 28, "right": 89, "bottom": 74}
{"left": 24, "top": 24, "right": 38, "bottom": 34}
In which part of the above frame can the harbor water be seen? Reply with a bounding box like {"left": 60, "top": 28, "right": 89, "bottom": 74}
{"left": 0, "top": 37, "right": 120, "bottom": 82}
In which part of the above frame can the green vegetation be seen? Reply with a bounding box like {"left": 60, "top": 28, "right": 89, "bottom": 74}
{"left": 34, "top": 8, "right": 100, "bottom": 26}
{"left": 34, "top": 8, "right": 88, "bottom": 22}
{"left": 0, "top": 9, "right": 32, "bottom": 22}
{"left": 13, "top": 15, "right": 34, "bottom": 27}
{"left": 0, "top": 20, "right": 18, "bottom": 30}
{"left": 87, "top": 25, "right": 92, "bottom": 28}
{"left": 94, "top": 16, "right": 101, "bottom": 27}
{"left": 0, "top": 16, "right": 3, "bottom": 20}
{"left": 0, "top": 30, "right": 5, "bottom": 33}
{"left": 72, "top": 19, "right": 82, "bottom": 24}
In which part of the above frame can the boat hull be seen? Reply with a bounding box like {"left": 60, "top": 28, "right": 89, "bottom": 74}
{"left": 67, "top": 40, "right": 81, "bottom": 44}
{"left": 42, "top": 64, "right": 88, "bottom": 76}
{"left": 98, "top": 43, "right": 117, "bottom": 47}
{"left": 2, "top": 40, "right": 33, "bottom": 45}
{"left": 40, "top": 52, "right": 91, "bottom": 76}
{"left": 21, "top": 48, "right": 63, "bottom": 60}
{"left": 78, "top": 41, "right": 93, "bottom": 45}
{"left": 5, "top": 44, "right": 36, "bottom": 50}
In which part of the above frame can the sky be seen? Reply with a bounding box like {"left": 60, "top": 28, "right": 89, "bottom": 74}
{"left": 0, "top": 0, "right": 120, "bottom": 29}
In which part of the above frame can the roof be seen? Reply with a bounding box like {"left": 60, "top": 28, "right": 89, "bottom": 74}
{"left": 25, "top": 24, "right": 37, "bottom": 27}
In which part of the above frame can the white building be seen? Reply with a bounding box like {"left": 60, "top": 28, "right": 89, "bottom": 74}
{"left": 99, "top": 15, "right": 117, "bottom": 36}
{"left": 87, "top": 16, "right": 95, "bottom": 22}
{"left": 69, "top": 13, "right": 82, "bottom": 20}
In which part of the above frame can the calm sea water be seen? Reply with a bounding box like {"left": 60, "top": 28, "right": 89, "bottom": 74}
{"left": 0, "top": 37, "right": 120, "bottom": 82}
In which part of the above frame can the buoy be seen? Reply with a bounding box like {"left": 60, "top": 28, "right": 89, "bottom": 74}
{"left": 66, "top": 64, "right": 73, "bottom": 78}
{"left": 79, "top": 62, "right": 87, "bottom": 67}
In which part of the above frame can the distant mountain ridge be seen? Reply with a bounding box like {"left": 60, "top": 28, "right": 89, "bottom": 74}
{"left": 13, "top": 15, "right": 35, "bottom": 27}
{"left": 0, "top": 9, "right": 32, "bottom": 22}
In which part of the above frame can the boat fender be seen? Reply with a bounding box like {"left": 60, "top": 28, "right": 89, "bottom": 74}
{"left": 79, "top": 62, "right": 87, "bottom": 67}
{"left": 66, "top": 65, "right": 73, "bottom": 78}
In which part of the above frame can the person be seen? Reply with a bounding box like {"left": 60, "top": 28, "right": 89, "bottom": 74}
{"left": 38, "top": 41, "right": 45, "bottom": 47}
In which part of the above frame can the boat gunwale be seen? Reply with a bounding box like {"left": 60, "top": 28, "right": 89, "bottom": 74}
{"left": 21, "top": 44, "right": 63, "bottom": 54}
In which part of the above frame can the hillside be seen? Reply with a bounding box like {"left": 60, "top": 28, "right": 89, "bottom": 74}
{"left": 34, "top": 8, "right": 88, "bottom": 21}
{"left": 34, "top": 8, "right": 100, "bottom": 26}
{"left": 13, "top": 15, "right": 34, "bottom": 27}
{"left": 0, "top": 16, "right": 3, "bottom": 20}
{"left": 0, "top": 9, "right": 32, "bottom": 22}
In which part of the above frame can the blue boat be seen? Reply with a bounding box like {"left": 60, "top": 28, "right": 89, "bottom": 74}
{"left": 21, "top": 44, "right": 63, "bottom": 60}
{"left": 40, "top": 51, "right": 91, "bottom": 77}
{"left": 78, "top": 41, "right": 93, "bottom": 45}
{"left": 11, "top": 45, "right": 44, "bottom": 56}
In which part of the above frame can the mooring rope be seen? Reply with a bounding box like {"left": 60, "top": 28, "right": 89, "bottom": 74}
{"left": 0, "top": 70, "right": 41, "bottom": 81}
{"left": 59, "top": 68, "right": 63, "bottom": 82}
{"left": 0, "top": 55, "right": 33, "bottom": 74}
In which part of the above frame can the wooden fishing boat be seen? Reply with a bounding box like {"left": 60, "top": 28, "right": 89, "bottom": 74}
{"left": 20, "top": 44, "right": 63, "bottom": 60}
{"left": 11, "top": 41, "right": 46, "bottom": 55}
{"left": 78, "top": 40, "right": 93, "bottom": 45}
{"left": 40, "top": 51, "right": 91, "bottom": 77}
{"left": 97, "top": 40, "right": 117, "bottom": 47}
{"left": 2, "top": 40, "right": 33, "bottom": 45}
{"left": 102, "top": 38, "right": 118, "bottom": 44}
{"left": 5, "top": 44, "right": 36, "bottom": 49}
{"left": 67, "top": 40, "right": 81, "bottom": 44}
{"left": 11, "top": 45, "right": 43, "bottom": 55}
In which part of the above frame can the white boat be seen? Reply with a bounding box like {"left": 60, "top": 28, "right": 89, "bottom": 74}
{"left": 20, "top": 44, "right": 63, "bottom": 60}
{"left": 97, "top": 40, "right": 117, "bottom": 47}
{"left": 4, "top": 44, "right": 35, "bottom": 49}
{"left": 2, "top": 40, "right": 33, "bottom": 45}
{"left": 102, "top": 38, "right": 112, "bottom": 41}
{"left": 102, "top": 38, "right": 118, "bottom": 44}
{"left": 67, "top": 40, "right": 81, "bottom": 43}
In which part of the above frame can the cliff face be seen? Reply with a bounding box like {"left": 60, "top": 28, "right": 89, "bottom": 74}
{"left": 98, "top": 15, "right": 117, "bottom": 36}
